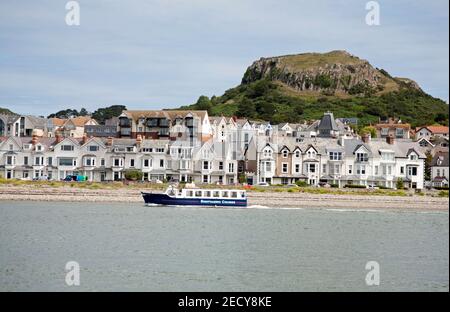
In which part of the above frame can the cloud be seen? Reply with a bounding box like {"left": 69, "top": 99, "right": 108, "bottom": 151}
{"left": 0, "top": 0, "right": 448, "bottom": 115}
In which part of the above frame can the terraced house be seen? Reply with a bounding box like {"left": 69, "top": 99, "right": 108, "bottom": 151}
{"left": 0, "top": 110, "right": 428, "bottom": 189}
{"left": 245, "top": 133, "right": 425, "bottom": 189}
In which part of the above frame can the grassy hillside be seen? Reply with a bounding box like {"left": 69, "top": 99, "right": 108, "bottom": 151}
{"left": 182, "top": 79, "right": 448, "bottom": 127}
{"left": 0, "top": 107, "right": 16, "bottom": 115}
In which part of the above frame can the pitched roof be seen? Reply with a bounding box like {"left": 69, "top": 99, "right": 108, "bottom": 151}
{"left": 51, "top": 118, "right": 66, "bottom": 127}
{"left": 431, "top": 152, "right": 449, "bottom": 167}
{"left": 423, "top": 126, "right": 449, "bottom": 134}
{"left": 68, "top": 116, "right": 96, "bottom": 127}
{"left": 123, "top": 110, "right": 208, "bottom": 121}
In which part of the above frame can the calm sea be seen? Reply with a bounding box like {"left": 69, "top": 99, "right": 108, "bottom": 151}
{"left": 0, "top": 201, "right": 448, "bottom": 291}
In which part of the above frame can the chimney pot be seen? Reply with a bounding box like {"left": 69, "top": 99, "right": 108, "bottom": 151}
{"left": 386, "top": 135, "right": 395, "bottom": 145}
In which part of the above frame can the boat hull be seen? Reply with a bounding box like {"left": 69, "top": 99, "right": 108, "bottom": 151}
{"left": 141, "top": 192, "right": 247, "bottom": 207}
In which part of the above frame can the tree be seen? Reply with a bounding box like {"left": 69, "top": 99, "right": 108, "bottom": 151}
{"left": 124, "top": 170, "right": 143, "bottom": 181}
{"left": 236, "top": 98, "right": 256, "bottom": 118}
{"left": 396, "top": 178, "right": 404, "bottom": 190}
{"left": 195, "top": 96, "right": 212, "bottom": 113}
{"left": 79, "top": 108, "right": 89, "bottom": 116}
{"left": 91, "top": 105, "right": 127, "bottom": 124}
{"left": 360, "top": 126, "right": 377, "bottom": 138}
{"left": 424, "top": 151, "right": 433, "bottom": 181}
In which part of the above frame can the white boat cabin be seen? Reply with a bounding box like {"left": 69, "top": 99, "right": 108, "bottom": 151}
{"left": 166, "top": 187, "right": 247, "bottom": 200}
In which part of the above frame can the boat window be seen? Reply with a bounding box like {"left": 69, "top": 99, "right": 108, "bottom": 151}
{"left": 231, "top": 192, "right": 238, "bottom": 198}
{"left": 195, "top": 191, "right": 202, "bottom": 197}
{"left": 186, "top": 190, "right": 193, "bottom": 197}
{"left": 241, "top": 192, "right": 246, "bottom": 198}
{"left": 222, "top": 191, "right": 229, "bottom": 198}
{"left": 213, "top": 191, "right": 220, "bottom": 198}
{"left": 204, "top": 191, "right": 211, "bottom": 198}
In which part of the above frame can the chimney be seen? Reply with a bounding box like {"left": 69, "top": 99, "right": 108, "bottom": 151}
{"left": 55, "top": 133, "right": 63, "bottom": 144}
{"left": 31, "top": 134, "right": 39, "bottom": 146}
{"left": 136, "top": 134, "right": 142, "bottom": 147}
{"left": 107, "top": 136, "right": 114, "bottom": 146}
{"left": 82, "top": 133, "right": 88, "bottom": 145}
{"left": 386, "top": 135, "right": 395, "bottom": 145}
{"left": 362, "top": 133, "right": 371, "bottom": 144}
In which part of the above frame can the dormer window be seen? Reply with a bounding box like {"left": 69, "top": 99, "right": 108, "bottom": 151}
{"left": 36, "top": 145, "right": 43, "bottom": 151}
{"left": 409, "top": 154, "right": 417, "bottom": 161}
{"left": 295, "top": 150, "right": 301, "bottom": 158}
{"left": 282, "top": 150, "right": 288, "bottom": 158}
{"left": 356, "top": 152, "right": 368, "bottom": 162}
{"left": 61, "top": 145, "right": 74, "bottom": 151}
{"left": 88, "top": 145, "right": 99, "bottom": 152}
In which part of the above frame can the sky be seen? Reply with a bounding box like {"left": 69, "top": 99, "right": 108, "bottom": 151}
{"left": 0, "top": 0, "right": 448, "bottom": 116}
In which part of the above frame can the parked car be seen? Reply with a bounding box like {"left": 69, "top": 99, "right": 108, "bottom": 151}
{"left": 257, "top": 182, "right": 270, "bottom": 187}
{"left": 367, "top": 184, "right": 380, "bottom": 189}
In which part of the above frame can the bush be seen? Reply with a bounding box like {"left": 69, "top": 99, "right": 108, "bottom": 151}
{"left": 124, "top": 170, "right": 143, "bottom": 181}
{"left": 438, "top": 191, "right": 449, "bottom": 198}
{"left": 295, "top": 180, "right": 309, "bottom": 187}
{"left": 396, "top": 178, "right": 404, "bottom": 190}
{"left": 344, "top": 184, "right": 367, "bottom": 189}
{"left": 330, "top": 184, "right": 339, "bottom": 188}
{"left": 434, "top": 186, "right": 449, "bottom": 190}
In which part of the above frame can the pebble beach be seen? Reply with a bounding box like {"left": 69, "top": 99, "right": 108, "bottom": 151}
{"left": 0, "top": 185, "right": 448, "bottom": 212}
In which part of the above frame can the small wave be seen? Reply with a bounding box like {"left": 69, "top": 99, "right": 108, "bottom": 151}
{"left": 325, "top": 208, "right": 387, "bottom": 213}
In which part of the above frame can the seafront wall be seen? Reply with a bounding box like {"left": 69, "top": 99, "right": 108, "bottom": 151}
{"left": 0, "top": 186, "right": 448, "bottom": 212}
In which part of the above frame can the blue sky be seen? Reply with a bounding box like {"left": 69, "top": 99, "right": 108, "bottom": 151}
{"left": 0, "top": 0, "right": 448, "bottom": 116}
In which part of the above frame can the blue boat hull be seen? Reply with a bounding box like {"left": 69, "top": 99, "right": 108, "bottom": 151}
{"left": 141, "top": 192, "right": 247, "bottom": 207}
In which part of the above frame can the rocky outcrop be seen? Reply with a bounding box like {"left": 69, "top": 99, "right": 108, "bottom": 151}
{"left": 242, "top": 50, "right": 422, "bottom": 95}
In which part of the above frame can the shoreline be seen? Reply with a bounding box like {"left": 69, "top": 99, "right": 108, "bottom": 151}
{"left": 0, "top": 185, "right": 448, "bottom": 212}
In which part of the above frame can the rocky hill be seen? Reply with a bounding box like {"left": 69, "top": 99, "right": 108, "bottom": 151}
{"left": 242, "top": 50, "right": 421, "bottom": 96}
{"left": 181, "top": 50, "right": 448, "bottom": 127}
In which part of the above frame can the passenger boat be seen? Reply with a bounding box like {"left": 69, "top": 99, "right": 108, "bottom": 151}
{"left": 141, "top": 185, "right": 247, "bottom": 207}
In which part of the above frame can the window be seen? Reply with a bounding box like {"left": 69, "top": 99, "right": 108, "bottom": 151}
{"left": 195, "top": 191, "right": 202, "bottom": 197}
{"left": 228, "top": 163, "right": 234, "bottom": 173}
{"left": 282, "top": 150, "right": 288, "bottom": 158}
{"left": 113, "top": 158, "right": 123, "bottom": 167}
{"left": 9, "top": 144, "right": 13, "bottom": 151}
{"left": 329, "top": 152, "right": 343, "bottom": 161}
{"left": 282, "top": 163, "right": 288, "bottom": 173}
{"left": 143, "top": 159, "right": 151, "bottom": 167}
{"left": 308, "top": 164, "right": 316, "bottom": 173}
{"left": 219, "top": 162, "right": 224, "bottom": 170}
{"left": 160, "top": 159, "right": 164, "bottom": 168}
{"left": 142, "top": 148, "right": 153, "bottom": 153}
{"left": 437, "top": 169, "right": 441, "bottom": 177}
{"left": 231, "top": 192, "right": 238, "bottom": 198}
{"left": 36, "top": 145, "right": 43, "bottom": 151}
{"left": 409, "top": 154, "right": 417, "bottom": 161}
{"left": 59, "top": 158, "right": 74, "bottom": 166}
{"left": 88, "top": 145, "right": 99, "bottom": 152}
{"left": 244, "top": 133, "right": 249, "bottom": 143}
{"left": 322, "top": 164, "right": 327, "bottom": 174}
{"left": 348, "top": 165, "right": 353, "bottom": 174}
{"left": 203, "top": 161, "right": 209, "bottom": 170}
{"left": 334, "top": 164, "right": 340, "bottom": 175}
{"left": 61, "top": 145, "right": 74, "bottom": 151}
{"left": 85, "top": 157, "right": 96, "bottom": 167}
{"left": 222, "top": 191, "right": 229, "bottom": 198}
{"left": 34, "top": 156, "right": 44, "bottom": 166}
{"left": 101, "top": 158, "right": 105, "bottom": 166}
{"left": 295, "top": 150, "right": 301, "bottom": 158}
{"left": 400, "top": 167, "right": 405, "bottom": 174}
{"left": 203, "top": 175, "right": 209, "bottom": 183}
{"left": 381, "top": 128, "right": 389, "bottom": 137}
{"left": 374, "top": 166, "right": 379, "bottom": 175}
{"left": 408, "top": 166, "right": 418, "bottom": 176}
{"left": 156, "top": 148, "right": 165, "bottom": 153}
{"left": 213, "top": 191, "right": 220, "bottom": 198}
{"left": 24, "top": 156, "right": 29, "bottom": 166}
{"left": 381, "top": 152, "right": 395, "bottom": 161}
{"left": 6, "top": 156, "right": 14, "bottom": 165}
{"left": 218, "top": 176, "right": 223, "bottom": 184}
{"left": 356, "top": 153, "right": 368, "bottom": 162}
{"left": 395, "top": 128, "right": 404, "bottom": 138}
{"left": 295, "top": 164, "right": 300, "bottom": 173}
{"left": 265, "top": 162, "right": 271, "bottom": 172}
{"left": 356, "top": 165, "right": 366, "bottom": 175}
{"left": 130, "top": 159, "right": 135, "bottom": 167}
